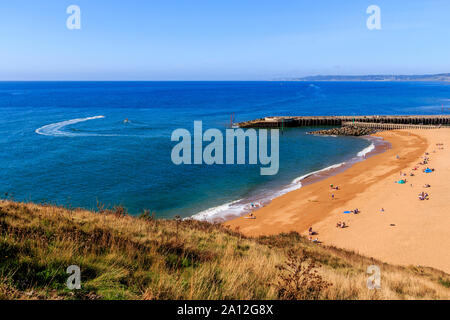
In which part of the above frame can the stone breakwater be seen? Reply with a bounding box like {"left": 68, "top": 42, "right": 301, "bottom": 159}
{"left": 236, "top": 115, "right": 450, "bottom": 128}
{"left": 308, "top": 126, "right": 377, "bottom": 136}
{"left": 236, "top": 115, "right": 450, "bottom": 136}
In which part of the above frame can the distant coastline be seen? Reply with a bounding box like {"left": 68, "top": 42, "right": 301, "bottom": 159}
{"left": 281, "top": 73, "right": 450, "bottom": 82}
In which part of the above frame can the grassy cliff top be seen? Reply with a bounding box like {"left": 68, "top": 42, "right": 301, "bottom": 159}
{"left": 0, "top": 200, "right": 449, "bottom": 300}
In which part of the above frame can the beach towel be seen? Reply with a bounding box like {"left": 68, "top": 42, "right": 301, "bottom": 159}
{"left": 343, "top": 211, "right": 352, "bottom": 214}
{"left": 424, "top": 169, "right": 432, "bottom": 173}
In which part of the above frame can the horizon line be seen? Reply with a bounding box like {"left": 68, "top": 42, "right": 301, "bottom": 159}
{"left": 1, "top": 72, "right": 449, "bottom": 82}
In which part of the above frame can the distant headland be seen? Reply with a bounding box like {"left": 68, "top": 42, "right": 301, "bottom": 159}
{"left": 282, "top": 73, "right": 450, "bottom": 82}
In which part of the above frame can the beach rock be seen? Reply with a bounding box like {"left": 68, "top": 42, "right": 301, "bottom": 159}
{"left": 309, "top": 126, "right": 377, "bottom": 136}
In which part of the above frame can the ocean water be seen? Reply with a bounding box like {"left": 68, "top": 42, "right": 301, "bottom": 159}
{"left": 0, "top": 81, "right": 449, "bottom": 220}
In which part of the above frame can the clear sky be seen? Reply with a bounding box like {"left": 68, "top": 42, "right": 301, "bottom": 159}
{"left": 1, "top": 0, "right": 449, "bottom": 80}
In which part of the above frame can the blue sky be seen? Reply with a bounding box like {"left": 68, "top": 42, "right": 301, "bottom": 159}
{"left": 1, "top": 0, "right": 449, "bottom": 80}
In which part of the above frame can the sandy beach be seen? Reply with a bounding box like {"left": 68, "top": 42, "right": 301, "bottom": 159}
{"left": 225, "top": 128, "right": 450, "bottom": 273}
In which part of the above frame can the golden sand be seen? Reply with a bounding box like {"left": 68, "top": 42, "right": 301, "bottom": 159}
{"left": 225, "top": 129, "right": 450, "bottom": 273}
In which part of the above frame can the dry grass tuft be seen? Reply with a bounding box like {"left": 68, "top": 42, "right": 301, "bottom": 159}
{"left": 275, "top": 249, "right": 331, "bottom": 300}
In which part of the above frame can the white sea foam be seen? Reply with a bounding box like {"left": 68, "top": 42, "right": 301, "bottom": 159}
{"left": 269, "top": 183, "right": 303, "bottom": 200}
{"left": 357, "top": 143, "right": 375, "bottom": 157}
{"left": 35, "top": 116, "right": 106, "bottom": 137}
{"left": 191, "top": 199, "right": 246, "bottom": 222}
{"left": 191, "top": 162, "right": 347, "bottom": 223}
{"left": 291, "top": 162, "right": 346, "bottom": 184}
{"left": 192, "top": 137, "right": 382, "bottom": 223}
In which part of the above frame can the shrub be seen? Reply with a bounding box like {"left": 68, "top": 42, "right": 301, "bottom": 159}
{"left": 275, "top": 249, "right": 331, "bottom": 300}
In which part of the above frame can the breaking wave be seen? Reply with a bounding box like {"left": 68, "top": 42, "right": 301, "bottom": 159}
{"left": 357, "top": 143, "right": 375, "bottom": 157}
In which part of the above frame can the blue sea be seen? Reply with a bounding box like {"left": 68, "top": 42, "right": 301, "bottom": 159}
{"left": 1, "top": 81, "right": 449, "bottom": 220}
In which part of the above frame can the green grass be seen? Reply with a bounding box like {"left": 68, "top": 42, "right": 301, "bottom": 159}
{"left": 0, "top": 200, "right": 449, "bottom": 300}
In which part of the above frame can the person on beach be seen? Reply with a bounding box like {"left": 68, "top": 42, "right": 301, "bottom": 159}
{"left": 331, "top": 194, "right": 335, "bottom": 200}
{"left": 336, "top": 221, "right": 348, "bottom": 228}
{"left": 418, "top": 192, "right": 429, "bottom": 200}
{"left": 246, "top": 212, "right": 256, "bottom": 219}
{"left": 380, "top": 208, "right": 385, "bottom": 213}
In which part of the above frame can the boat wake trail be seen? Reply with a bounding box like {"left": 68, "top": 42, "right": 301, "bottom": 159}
{"left": 35, "top": 116, "right": 109, "bottom": 137}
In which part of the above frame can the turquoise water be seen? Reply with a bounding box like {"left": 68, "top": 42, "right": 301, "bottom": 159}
{"left": 0, "top": 81, "right": 449, "bottom": 220}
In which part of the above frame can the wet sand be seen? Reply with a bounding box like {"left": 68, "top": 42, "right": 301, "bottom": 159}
{"left": 224, "top": 129, "right": 450, "bottom": 273}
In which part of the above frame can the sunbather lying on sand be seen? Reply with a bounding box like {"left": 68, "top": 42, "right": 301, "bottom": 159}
{"left": 418, "top": 192, "right": 429, "bottom": 200}
{"left": 244, "top": 212, "right": 256, "bottom": 219}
